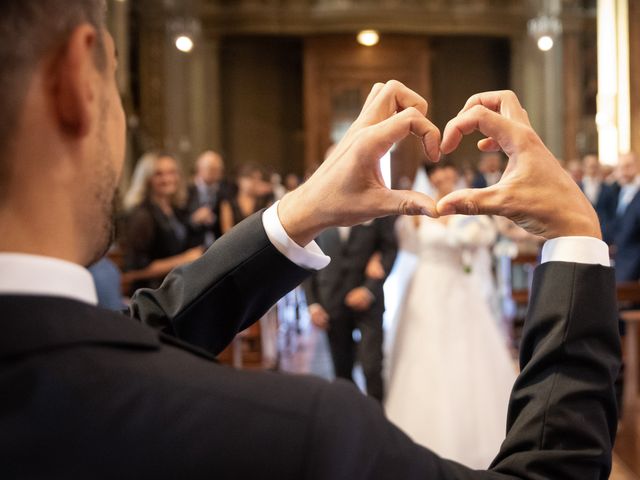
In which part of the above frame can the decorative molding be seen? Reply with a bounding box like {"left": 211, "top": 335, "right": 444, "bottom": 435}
{"left": 192, "top": 0, "right": 591, "bottom": 37}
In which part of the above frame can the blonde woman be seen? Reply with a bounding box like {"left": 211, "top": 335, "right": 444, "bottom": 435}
{"left": 122, "top": 152, "right": 203, "bottom": 291}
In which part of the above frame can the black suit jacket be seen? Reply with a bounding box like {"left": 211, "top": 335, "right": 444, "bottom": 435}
{"left": 304, "top": 217, "right": 397, "bottom": 316}
{"left": 471, "top": 172, "right": 488, "bottom": 189}
{"left": 602, "top": 182, "right": 640, "bottom": 281}
{"left": 0, "top": 212, "right": 620, "bottom": 479}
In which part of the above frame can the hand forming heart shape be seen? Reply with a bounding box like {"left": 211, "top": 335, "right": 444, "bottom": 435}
{"left": 278, "top": 81, "right": 601, "bottom": 246}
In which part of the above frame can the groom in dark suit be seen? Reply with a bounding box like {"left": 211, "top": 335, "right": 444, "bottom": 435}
{"left": 304, "top": 217, "right": 397, "bottom": 400}
{"left": 0, "top": 2, "right": 621, "bottom": 477}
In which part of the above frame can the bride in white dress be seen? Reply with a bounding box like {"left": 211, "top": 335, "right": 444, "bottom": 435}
{"left": 385, "top": 162, "right": 517, "bottom": 469}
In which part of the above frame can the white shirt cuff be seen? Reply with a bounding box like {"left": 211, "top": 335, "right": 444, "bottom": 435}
{"left": 541, "top": 236, "right": 610, "bottom": 267}
{"left": 262, "top": 202, "right": 331, "bottom": 271}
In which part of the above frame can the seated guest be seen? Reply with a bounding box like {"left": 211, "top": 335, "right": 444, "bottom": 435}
{"left": 580, "top": 154, "right": 616, "bottom": 230}
{"left": 605, "top": 152, "right": 640, "bottom": 281}
{"left": 122, "top": 152, "right": 202, "bottom": 290}
{"left": 219, "top": 163, "right": 272, "bottom": 234}
{"left": 186, "top": 150, "right": 231, "bottom": 248}
{"left": 88, "top": 256, "right": 125, "bottom": 310}
{"left": 471, "top": 151, "right": 503, "bottom": 188}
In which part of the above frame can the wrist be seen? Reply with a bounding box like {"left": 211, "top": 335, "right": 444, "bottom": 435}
{"left": 551, "top": 208, "right": 601, "bottom": 240}
{"left": 278, "top": 187, "right": 328, "bottom": 246}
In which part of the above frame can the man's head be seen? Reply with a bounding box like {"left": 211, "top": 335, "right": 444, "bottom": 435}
{"left": 425, "top": 161, "right": 458, "bottom": 197}
{"left": 0, "top": 1, "right": 125, "bottom": 265}
{"left": 617, "top": 152, "right": 638, "bottom": 186}
{"left": 565, "top": 159, "right": 583, "bottom": 183}
{"left": 582, "top": 154, "right": 600, "bottom": 178}
{"left": 195, "top": 150, "right": 224, "bottom": 185}
{"left": 236, "top": 163, "right": 268, "bottom": 197}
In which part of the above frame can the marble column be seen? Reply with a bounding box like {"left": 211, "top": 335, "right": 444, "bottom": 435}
{"left": 562, "top": 31, "right": 582, "bottom": 163}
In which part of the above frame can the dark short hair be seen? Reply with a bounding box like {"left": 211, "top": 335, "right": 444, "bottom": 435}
{"left": 236, "top": 162, "right": 267, "bottom": 180}
{"left": 424, "top": 158, "right": 457, "bottom": 177}
{"left": 0, "top": 0, "right": 107, "bottom": 196}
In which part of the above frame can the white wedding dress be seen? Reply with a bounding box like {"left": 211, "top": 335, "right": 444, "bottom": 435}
{"left": 385, "top": 215, "right": 517, "bottom": 469}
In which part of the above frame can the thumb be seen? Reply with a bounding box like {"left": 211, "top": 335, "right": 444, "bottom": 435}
{"left": 383, "top": 189, "right": 439, "bottom": 217}
{"left": 436, "top": 185, "right": 503, "bottom": 216}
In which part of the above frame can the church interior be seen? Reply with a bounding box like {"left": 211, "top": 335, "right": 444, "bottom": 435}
{"left": 94, "top": 0, "right": 640, "bottom": 474}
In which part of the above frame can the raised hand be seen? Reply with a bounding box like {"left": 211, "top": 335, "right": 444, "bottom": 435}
{"left": 278, "top": 80, "right": 441, "bottom": 246}
{"left": 308, "top": 304, "right": 330, "bottom": 330}
{"left": 344, "top": 286, "right": 374, "bottom": 311}
{"left": 437, "top": 90, "right": 600, "bottom": 240}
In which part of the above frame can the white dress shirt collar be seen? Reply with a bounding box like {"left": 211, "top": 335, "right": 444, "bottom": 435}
{"left": 0, "top": 253, "right": 98, "bottom": 305}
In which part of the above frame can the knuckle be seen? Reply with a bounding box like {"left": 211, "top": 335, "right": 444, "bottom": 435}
{"left": 462, "top": 199, "right": 480, "bottom": 215}
{"left": 404, "top": 106, "right": 421, "bottom": 118}
{"left": 514, "top": 126, "right": 538, "bottom": 148}
{"left": 469, "top": 104, "right": 486, "bottom": 117}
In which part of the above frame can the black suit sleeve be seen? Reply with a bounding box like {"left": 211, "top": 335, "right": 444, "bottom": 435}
{"left": 127, "top": 211, "right": 311, "bottom": 355}
{"left": 308, "top": 262, "right": 620, "bottom": 479}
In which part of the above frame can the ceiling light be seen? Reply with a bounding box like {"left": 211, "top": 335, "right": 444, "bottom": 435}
{"left": 357, "top": 30, "right": 380, "bottom": 47}
{"left": 175, "top": 35, "right": 194, "bottom": 53}
{"left": 537, "top": 35, "right": 554, "bottom": 51}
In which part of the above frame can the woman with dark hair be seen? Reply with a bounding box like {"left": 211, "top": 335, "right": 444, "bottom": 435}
{"left": 219, "top": 162, "right": 277, "bottom": 367}
{"left": 122, "top": 152, "right": 203, "bottom": 291}
{"left": 384, "top": 161, "right": 516, "bottom": 469}
{"left": 219, "top": 163, "right": 273, "bottom": 234}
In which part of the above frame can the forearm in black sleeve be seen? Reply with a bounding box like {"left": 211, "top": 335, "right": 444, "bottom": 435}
{"left": 128, "top": 211, "right": 312, "bottom": 355}
{"left": 309, "top": 262, "right": 619, "bottom": 480}
{"left": 489, "top": 261, "right": 620, "bottom": 480}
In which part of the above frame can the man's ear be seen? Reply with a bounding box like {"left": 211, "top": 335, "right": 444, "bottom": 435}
{"left": 51, "top": 24, "right": 100, "bottom": 138}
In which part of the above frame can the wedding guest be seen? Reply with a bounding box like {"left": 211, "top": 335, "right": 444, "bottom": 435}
{"left": 471, "top": 151, "right": 503, "bottom": 188}
{"left": 579, "top": 154, "right": 616, "bottom": 232}
{"left": 565, "top": 159, "right": 584, "bottom": 183}
{"left": 219, "top": 163, "right": 272, "bottom": 234}
{"left": 304, "top": 213, "right": 397, "bottom": 401}
{"left": 605, "top": 152, "right": 640, "bottom": 281}
{"left": 122, "top": 152, "right": 202, "bottom": 291}
{"left": 88, "top": 256, "right": 125, "bottom": 310}
{"left": 185, "top": 150, "right": 231, "bottom": 247}
{"left": 284, "top": 172, "right": 301, "bottom": 193}
{"left": 220, "top": 162, "right": 277, "bottom": 364}
{"left": 270, "top": 172, "right": 287, "bottom": 200}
